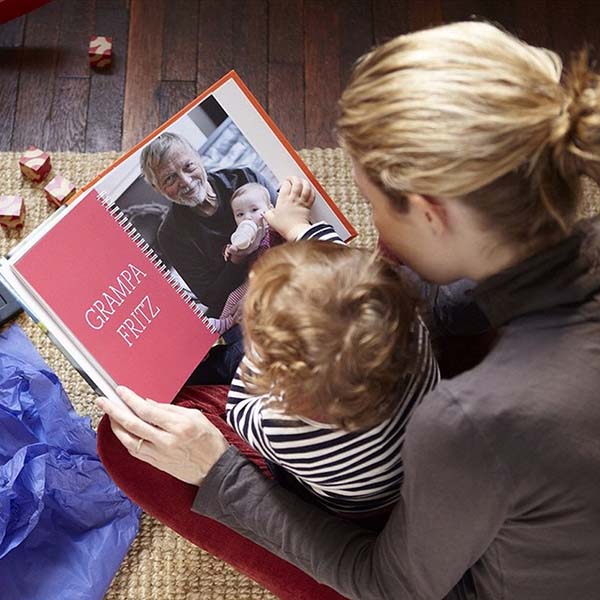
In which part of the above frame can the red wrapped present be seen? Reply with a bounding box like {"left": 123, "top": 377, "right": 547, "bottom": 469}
{"left": 44, "top": 175, "right": 76, "bottom": 208}
{"left": 89, "top": 35, "right": 113, "bottom": 68}
{"left": 19, "top": 147, "right": 52, "bottom": 183}
{"left": 0, "top": 195, "right": 26, "bottom": 229}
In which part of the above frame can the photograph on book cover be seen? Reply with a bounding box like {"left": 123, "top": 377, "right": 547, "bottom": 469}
{"left": 92, "top": 73, "right": 355, "bottom": 327}
{"left": 108, "top": 95, "right": 279, "bottom": 327}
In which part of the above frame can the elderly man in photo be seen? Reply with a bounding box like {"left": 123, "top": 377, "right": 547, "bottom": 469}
{"left": 140, "top": 131, "right": 275, "bottom": 318}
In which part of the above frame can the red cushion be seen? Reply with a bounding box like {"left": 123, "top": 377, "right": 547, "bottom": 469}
{"left": 0, "top": 0, "right": 54, "bottom": 24}
{"left": 97, "top": 384, "right": 347, "bottom": 600}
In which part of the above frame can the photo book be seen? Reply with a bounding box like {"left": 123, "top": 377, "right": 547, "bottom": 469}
{"left": 0, "top": 72, "right": 356, "bottom": 406}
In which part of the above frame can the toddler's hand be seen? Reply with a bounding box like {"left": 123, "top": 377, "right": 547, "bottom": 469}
{"left": 265, "top": 176, "right": 315, "bottom": 241}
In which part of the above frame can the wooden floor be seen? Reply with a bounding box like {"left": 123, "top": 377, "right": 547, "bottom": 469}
{"left": 2, "top": 0, "right": 600, "bottom": 153}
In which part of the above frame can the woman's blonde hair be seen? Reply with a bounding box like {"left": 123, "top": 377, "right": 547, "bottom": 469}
{"left": 338, "top": 21, "right": 600, "bottom": 246}
{"left": 241, "top": 240, "right": 419, "bottom": 430}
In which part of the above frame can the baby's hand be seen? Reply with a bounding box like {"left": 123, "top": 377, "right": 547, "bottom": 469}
{"left": 265, "top": 176, "right": 315, "bottom": 241}
{"left": 224, "top": 244, "right": 247, "bottom": 264}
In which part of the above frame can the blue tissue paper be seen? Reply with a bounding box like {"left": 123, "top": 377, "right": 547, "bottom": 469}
{"left": 0, "top": 324, "right": 141, "bottom": 600}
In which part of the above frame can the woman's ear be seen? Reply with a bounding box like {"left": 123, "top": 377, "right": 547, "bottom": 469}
{"left": 408, "top": 193, "right": 448, "bottom": 236}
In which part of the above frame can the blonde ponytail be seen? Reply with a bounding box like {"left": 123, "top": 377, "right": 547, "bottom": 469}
{"left": 551, "top": 50, "right": 600, "bottom": 180}
{"left": 338, "top": 22, "right": 600, "bottom": 247}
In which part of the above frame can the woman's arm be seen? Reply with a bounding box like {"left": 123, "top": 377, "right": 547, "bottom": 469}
{"left": 193, "top": 385, "right": 510, "bottom": 600}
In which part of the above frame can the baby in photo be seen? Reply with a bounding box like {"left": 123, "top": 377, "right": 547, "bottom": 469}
{"left": 208, "top": 182, "right": 278, "bottom": 335}
{"left": 225, "top": 182, "right": 274, "bottom": 262}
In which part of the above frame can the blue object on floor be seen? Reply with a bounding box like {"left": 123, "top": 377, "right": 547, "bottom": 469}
{"left": 0, "top": 324, "right": 141, "bottom": 600}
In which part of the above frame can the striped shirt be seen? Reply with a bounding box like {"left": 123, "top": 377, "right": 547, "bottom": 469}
{"left": 226, "top": 222, "right": 440, "bottom": 514}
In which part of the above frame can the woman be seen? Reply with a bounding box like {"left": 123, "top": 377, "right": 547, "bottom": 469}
{"left": 97, "top": 22, "right": 600, "bottom": 600}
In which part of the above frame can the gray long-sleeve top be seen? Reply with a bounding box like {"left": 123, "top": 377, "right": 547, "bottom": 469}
{"left": 193, "top": 216, "right": 600, "bottom": 600}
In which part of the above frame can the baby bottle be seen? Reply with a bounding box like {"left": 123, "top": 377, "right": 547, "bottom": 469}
{"left": 230, "top": 219, "right": 258, "bottom": 249}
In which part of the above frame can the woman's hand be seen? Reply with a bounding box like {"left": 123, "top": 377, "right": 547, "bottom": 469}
{"left": 96, "top": 386, "right": 230, "bottom": 486}
{"left": 265, "top": 176, "right": 316, "bottom": 241}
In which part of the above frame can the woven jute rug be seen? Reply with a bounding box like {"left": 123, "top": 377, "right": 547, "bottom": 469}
{"left": 1, "top": 149, "right": 599, "bottom": 599}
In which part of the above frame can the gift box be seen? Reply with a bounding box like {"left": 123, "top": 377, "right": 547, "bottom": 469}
{"left": 0, "top": 195, "right": 26, "bottom": 229}
{"left": 89, "top": 35, "right": 113, "bottom": 68}
{"left": 44, "top": 175, "right": 76, "bottom": 208}
{"left": 19, "top": 147, "right": 51, "bottom": 183}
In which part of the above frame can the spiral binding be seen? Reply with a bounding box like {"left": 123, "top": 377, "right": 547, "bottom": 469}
{"left": 98, "top": 193, "right": 217, "bottom": 334}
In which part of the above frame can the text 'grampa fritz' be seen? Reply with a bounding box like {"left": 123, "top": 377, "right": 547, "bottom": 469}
{"left": 84, "top": 263, "right": 161, "bottom": 348}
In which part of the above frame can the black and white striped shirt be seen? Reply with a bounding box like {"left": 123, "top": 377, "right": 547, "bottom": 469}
{"left": 226, "top": 223, "right": 440, "bottom": 514}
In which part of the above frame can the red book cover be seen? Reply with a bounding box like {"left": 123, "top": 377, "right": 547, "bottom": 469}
{"left": 13, "top": 189, "right": 217, "bottom": 403}
{"left": 3, "top": 71, "right": 356, "bottom": 405}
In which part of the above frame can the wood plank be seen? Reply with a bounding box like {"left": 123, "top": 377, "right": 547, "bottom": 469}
{"left": 514, "top": 0, "right": 549, "bottom": 48}
{"left": 162, "top": 0, "right": 198, "bottom": 81}
{"left": 0, "top": 17, "right": 26, "bottom": 150}
{"left": 305, "top": 0, "right": 341, "bottom": 148}
{"left": 159, "top": 80, "right": 198, "bottom": 124}
{"left": 372, "top": 0, "right": 408, "bottom": 45}
{"left": 580, "top": 1, "right": 600, "bottom": 63}
{"left": 441, "top": 1, "right": 514, "bottom": 34}
{"left": 268, "top": 0, "right": 305, "bottom": 149}
{"left": 407, "top": 0, "right": 443, "bottom": 32}
{"left": 441, "top": 0, "right": 482, "bottom": 23}
{"left": 233, "top": 0, "right": 268, "bottom": 107}
{"left": 122, "top": 0, "right": 165, "bottom": 151}
{"left": 56, "top": 0, "right": 94, "bottom": 78}
{"left": 0, "top": 15, "right": 25, "bottom": 46}
{"left": 86, "top": 0, "right": 129, "bottom": 151}
{"left": 12, "top": 3, "right": 61, "bottom": 151}
{"left": 197, "top": 0, "right": 233, "bottom": 92}
{"left": 340, "top": 0, "right": 374, "bottom": 88}
{"left": 7, "top": 0, "right": 595, "bottom": 160}
{"left": 478, "top": 0, "right": 515, "bottom": 32}
{"left": 548, "top": 0, "right": 584, "bottom": 62}
{"left": 45, "top": 78, "right": 89, "bottom": 151}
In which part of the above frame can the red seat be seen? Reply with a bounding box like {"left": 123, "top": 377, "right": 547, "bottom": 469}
{"left": 97, "top": 384, "right": 347, "bottom": 600}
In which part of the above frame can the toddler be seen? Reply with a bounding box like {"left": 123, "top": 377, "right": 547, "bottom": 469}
{"left": 226, "top": 177, "right": 440, "bottom": 518}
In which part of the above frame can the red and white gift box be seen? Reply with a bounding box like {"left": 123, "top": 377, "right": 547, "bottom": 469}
{"left": 19, "top": 147, "right": 51, "bottom": 183}
{"left": 89, "top": 35, "right": 113, "bottom": 68}
{"left": 44, "top": 175, "right": 76, "bottom": 208}
{"left": 0, "top": 195, "right": 26, "bottom": 229}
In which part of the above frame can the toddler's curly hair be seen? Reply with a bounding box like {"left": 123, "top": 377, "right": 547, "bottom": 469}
{"left": 241, "top": 240, "right": 419, "bottom": 430}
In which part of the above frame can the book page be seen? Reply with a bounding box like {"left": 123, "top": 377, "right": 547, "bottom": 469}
{"left": 13, "top": 190, "right": 217, "bottom": 403}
